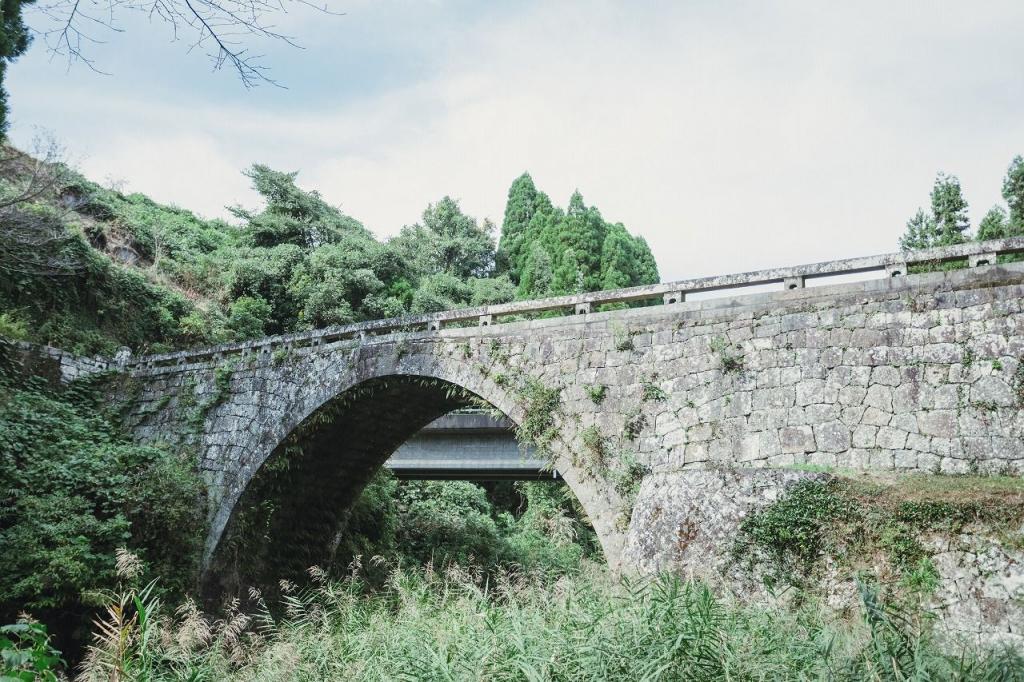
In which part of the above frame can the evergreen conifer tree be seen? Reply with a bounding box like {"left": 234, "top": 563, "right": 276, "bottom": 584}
{"left": 929, "top": 173, "right": 970, "bottom": 245}
{"left": 497, "top": 173, "right": 539, "bottom": 281}
{"left": 977, "top": 206, "right": 1009, "bottom": 241}
{"left": 1003, "top": 156, "right": 1024, "bottom": 232}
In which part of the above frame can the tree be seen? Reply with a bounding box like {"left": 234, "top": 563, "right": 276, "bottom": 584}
{"left": 231, "top": 165, "right": 370, "bottom": 249}
{"left": 929, "top": 173, "right": 970, "bottom": 246}
{"left": 499, "top": 177, "right": 659, "bottom": 298}
{"left": 420, "top": 197, "right": 496, "bottom": 279}
{"left": 1003, "top": 156, "right": 1024, "bottom": 231}
{"left": 0, "top": 0, "right": 33, "bottom": 134}
{"left": 497, "top": 173, "right": 538, "bottom": 279}
{"left": 600, "top": 223, "right": 659, "bottom": 290}
{"left": 468, "top": 275, "right": 516, "bottom": 306}
{"left": 32, "top": 0, "right": 334, "bottom": 85}
{"left": 518, "top": 241, "right": 554, "bottom": 299}
{"left": 977, "top": 206, "right": 1009, "bottom": 241}
{"left": 410, "top": 272, "right": 472, "bottom": 314}
{"left": 899, "top": 173, "right": 970, "bottom": 250}
{"left": 899, "top": 208, "right": 937, "bottom": 251}
{"left": 0, "top": 0, "right": 337, "bottom": 139}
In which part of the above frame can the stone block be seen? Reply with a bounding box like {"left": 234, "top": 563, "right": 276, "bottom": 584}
{"left": 917, "top": 410, "right": 957, "bottom": 438}
{"left": 780, "top": 425, "right": 816, "bottom": 453}
{"left": 872, "top": 366, "right": 902, "bottom": 386}
{"left": 813, "top": 421, "right": 850, "bottom": 453}
{"left": 876, "top": 426, "right": 908, "bottom": 450}
{"left": 971, "top": 376, "right": 1015, "bottom": 407}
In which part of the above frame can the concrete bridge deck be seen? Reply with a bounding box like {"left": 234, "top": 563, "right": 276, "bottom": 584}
{"left": 385, "top": 412, "right": 552, "bottom": 480}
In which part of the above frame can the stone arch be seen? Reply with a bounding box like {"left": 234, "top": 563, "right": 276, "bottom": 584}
{"left": 202, "top": 341, "right": 624, "bottom": 595}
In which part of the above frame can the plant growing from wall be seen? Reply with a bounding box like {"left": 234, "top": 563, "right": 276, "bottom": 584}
{"left": 577, "top": 425, "right": 610, "bottom": 479}
{"left": 612, "top": 323, "right": 636, "bottom": 352}
{"left": 585, "top": 384, "right": 607, "bottom": 404}
{"left": 623, "top": 408, "right": 647, "bottom": 440}
{"left": 710, "top": 336, "right": 744, "bottom": 374}
{"left": 641, "top": 374, "right": 667, "bottom": 402}
{"left": 1014, "top": 360, "right": 1024, "bottom": 406}
{"left": 515, "top": 377, "right": 562, "bottom": 463}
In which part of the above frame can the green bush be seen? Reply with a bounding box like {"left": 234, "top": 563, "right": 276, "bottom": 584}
{"left": 0, "top": 366, "right": 204, "bottom": 644}
{"left": 0, "top": 620, "right": 64, "bottom": 681}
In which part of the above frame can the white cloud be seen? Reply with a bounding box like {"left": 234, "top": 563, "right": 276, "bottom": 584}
{"left": 10, "top": 0, "right": 1024, "bottom": 281}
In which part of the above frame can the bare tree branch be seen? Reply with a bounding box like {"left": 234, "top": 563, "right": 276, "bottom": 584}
{"left": 0, "top": 133, "right": 71, "bottom": 210}
{"left": 30, "top": 0, "right": 342, "bottom": 87}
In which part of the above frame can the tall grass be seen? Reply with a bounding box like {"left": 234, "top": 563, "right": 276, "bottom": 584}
{"left": 73, "top": 554, "right": 1024, "bottom": 682}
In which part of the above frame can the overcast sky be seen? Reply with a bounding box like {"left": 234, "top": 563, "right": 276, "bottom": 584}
{"left": 9, "top": 1, "right": 1024, "bottom": 281}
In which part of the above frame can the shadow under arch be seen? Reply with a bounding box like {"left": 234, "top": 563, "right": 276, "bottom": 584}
{"left": 202, "top": 366, "right": 616, "bottom": 599}
{"left": 204, "top": 374, "right": 485, "bottom": 597}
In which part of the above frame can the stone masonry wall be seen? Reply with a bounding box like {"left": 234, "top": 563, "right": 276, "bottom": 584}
{"left": 107, "top": 262, "right": 1024, "bottom": 578}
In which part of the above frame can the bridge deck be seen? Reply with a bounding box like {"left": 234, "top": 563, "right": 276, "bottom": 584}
{"left": 384, "top": 412, "right": 556, "bottom": 480}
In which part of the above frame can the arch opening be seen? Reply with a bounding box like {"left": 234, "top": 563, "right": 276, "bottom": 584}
{"left": 206, "top": 375, "right": 477, "bottom": 595}
{"left": 204, "top": 374, "right": 600, "bottom": 598}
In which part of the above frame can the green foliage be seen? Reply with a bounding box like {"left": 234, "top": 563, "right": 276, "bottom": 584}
{"left": 515, "top": 378, "right": 562, "bottom": 460}
{"left": 0, "top": 620, "right": 64, "bottom": 681}
{"left": 0, "top": 366, "right": 204, "bottom": 638}
{"left": 231, "top": 164, "right": 372, "bottom": 249}
{"left": 585, "top": 384, "right": 607, "bottom": 404}
{"left": 74, "top": 566, "right": 1024, "bottom": 681}
{"left": 498, "top": 177, "right": 659, "bottom": 298}
{"left": 734, "top": 479, "right": 852, "bottom": 584}
{"left": 899, "top": 156, "right": 1024, "bottom": 255}
{"left": 578, "top": 425, "right": 609, "bottom": 478}
{"left": 612, "top": 451, "right": 649, "bottom": 502}
{"left": 409, "top": 271, "right": 472, "bottom": 313}
{"left": 225, "top": 295, "right": 272, "bottom": 339}
{"left": 736, "top": 474, "right": 1024, "bottom": 595}
{"left": 977, "top": 206, "right": 1011, "bottom": 241}
{"left": 901, "top": 557, "right": 940, "bottom": 594}
{"left": 393, "top": 480, "right": 508, "bottom": 567}
{"left": 1015, "top": 360, "right": 1024, "bottom": 407}
{"left": 0, "top": 311, "right": 28, "bottom": 339}
{"left": 1004, "top": 156, "right": 1024, "bottom": 231}
{"left": 0, "top": 0, "right": 33, "bottom": 135}
{"left": 333, "top": 472, "right": 598, "bottom": 583}
{"left": 899, "top": 173, "right": 970, "bottom": 250}
{"left": 496, "top": 172, "right": 542, "bottom": 278}
{"left": 623, "top": 408, "right": 646, "bottom": 440}
{"left": 710, "top": 336, "right": 744, "bottom": 374}
{"left": 641, "top": 374, "right": 667, "bottom": 402}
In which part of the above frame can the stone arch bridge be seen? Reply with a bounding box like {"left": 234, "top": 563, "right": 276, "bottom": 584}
{"left": 35, "top": 238, "right": 1024, "bottom": 590}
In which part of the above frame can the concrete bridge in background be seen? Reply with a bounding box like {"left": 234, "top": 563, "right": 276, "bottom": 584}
{"left": 18, "top": 237, "right": 1024, "bottom": 592}
{"left": 386, "top": 411, "right": 551, "bottom": 480}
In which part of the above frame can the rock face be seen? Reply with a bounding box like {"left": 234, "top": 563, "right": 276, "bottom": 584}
{"left": 625, "top": 469, "right": 1024, "bottom": 648}
{"left": 927, "top": 533, "right": 1024, "bottom": 648}
{"left": 622, "top": 468, "right": 828, "bottom": 576}
{"left": 31, "top": 261, "right": 1024, "bottom": 592}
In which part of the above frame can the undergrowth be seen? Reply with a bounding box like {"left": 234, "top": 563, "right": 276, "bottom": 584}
{"left": 733, "top": 475, "right": 1024, "bottom": 594}
{"left": 63, "top": 552, "right": 1024, "bottom": 682}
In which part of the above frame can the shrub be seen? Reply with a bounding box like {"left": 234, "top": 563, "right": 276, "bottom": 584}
{"left": 0, "top": 369, "right": 205, "bottom": 646}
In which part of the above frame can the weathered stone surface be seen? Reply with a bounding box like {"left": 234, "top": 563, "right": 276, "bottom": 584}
{"left": 623, "top": 468, "right": 828, "bottom": 576}
{"left": 926, "top": 533, "right": 1024, "bottom": 648}
{"left": 18, "top": 247, "right": 1024, "bottom": 621}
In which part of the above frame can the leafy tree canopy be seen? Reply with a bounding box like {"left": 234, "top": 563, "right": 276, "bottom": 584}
{"left": 497, "top": 177, "right": 659, "bottom": 298}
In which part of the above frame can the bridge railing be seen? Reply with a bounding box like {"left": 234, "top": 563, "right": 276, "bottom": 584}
{"left": 121, "top": 237, "right": 1024, "bottom": 370}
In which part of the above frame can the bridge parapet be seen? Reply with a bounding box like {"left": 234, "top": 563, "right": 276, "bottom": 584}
{"left": 114, "top": 237, "right": 1024, "bottom": 372}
